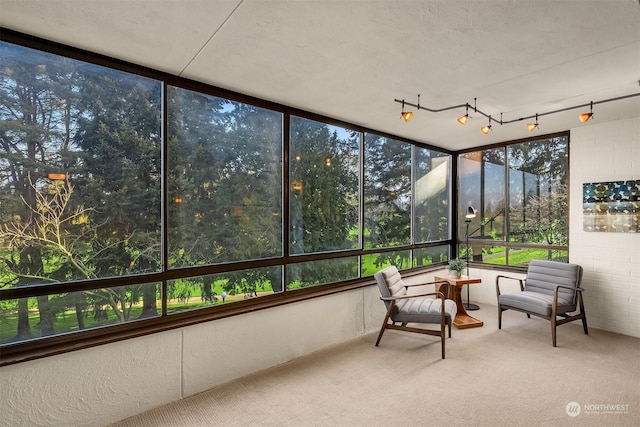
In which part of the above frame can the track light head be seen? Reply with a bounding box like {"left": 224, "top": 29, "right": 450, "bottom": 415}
{"left": 457, "top": 104, "right": 470, "bottom": 126}
{"left": 579, "top": 112, "right": 593, "bottom": 123}
{"left": 481, "top": 116, "right": 492, "bottom": 134}
{"left": 400, "top": 100, "right": 413, "bottom": 122}
{"left": 579, "top": 101, "right": 593, "bottom": 123}
{"left": 527, "top": 114, "right": 539, "bottom": 132}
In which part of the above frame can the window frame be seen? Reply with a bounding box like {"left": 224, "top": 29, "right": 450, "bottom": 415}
{"left": 0, "top": 29, "right": 455, "bottom": 366}
{"left": 456, "top": 131, "right": 570, "bottom": 267}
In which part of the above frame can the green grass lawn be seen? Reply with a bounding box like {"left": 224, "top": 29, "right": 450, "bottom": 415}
{"left": 0, "top": 290, "right": 261, "bottom": 343}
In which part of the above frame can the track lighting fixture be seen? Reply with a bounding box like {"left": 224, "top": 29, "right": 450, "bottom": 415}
{"left": 527, "top": 114, "right": 539, "bottom": 132}
{"left": 579, "top": 101, "right": 593, "bottom": 123}
{"left": 400, "top": 100, "right": 413, "bottom": 122}
{"left": 394, "top": 93, "right": 639, "bottom": 134}
{"left": 457, "top": 104, "right": 469, "bottom": 126}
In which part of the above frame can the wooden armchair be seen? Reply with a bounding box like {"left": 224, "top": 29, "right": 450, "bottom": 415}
{"left": 496, "top": 259, "right": 587, "bottom": 347}
{"left": 374, "top": 266, "right": 457, "bottom": 359}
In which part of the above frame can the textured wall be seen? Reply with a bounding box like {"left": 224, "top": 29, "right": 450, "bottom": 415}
{"left": 0, "top": 288, "right": 382, "bottom": 427}
{"left": 180, "top": 290, "right": 373, "bottom": 397}
{"left": 0, "top": 330, "right": 182, "bottom": 427}
{"left": 569, "top": 116, "right": 640, "bottom": 337}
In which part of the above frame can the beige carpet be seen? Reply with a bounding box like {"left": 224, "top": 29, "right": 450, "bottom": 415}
{"left": 109, "top": 304, "right": 640, "bottom": 427}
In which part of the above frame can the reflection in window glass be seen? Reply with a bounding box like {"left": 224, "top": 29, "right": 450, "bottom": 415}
{"left": 413, "top": 246, "right": 449, "bottom": 268}
{"left": 361, "top": 250, "right": 411, "bottom": 277}
{"left": 474, "top": 244, "right": 507, "bottom": 265}
{"left": 459, "top": 135, "right": 568, "bottom": 266}
{"left": 507, "top": 137, "right": 568, "bottom": 246}
{"left": 286, "top": 258, "right": 358, "bottom": 290}
{"left": 0, "top": 283, "right": 160, "bottom": 345}
{"left": 507, "top": 248, "right": 568, "bottom": 266}
{"left": 167, "top": 87, "right": 283, "bottom": 268}
{"left": 459, "top": 149, "right": 506, "bottom": 241}
{"left": 414, "top": 148, "right": 450, "bottom": 243}
{"left": 364, "top": 134, "right": 411, "bottom": 249}
{"left": 289, "top": 117, "right": 360, "bottom": 254}
{"left": 167, "top": 267, "right": 282, "bottom": 313}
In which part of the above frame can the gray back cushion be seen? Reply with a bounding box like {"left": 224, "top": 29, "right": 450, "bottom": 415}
{"left": 525, "top": 260, "right": 583, "bottom": 302}
{"left": 374, "top": 266, "right": 407, "bottom": 308}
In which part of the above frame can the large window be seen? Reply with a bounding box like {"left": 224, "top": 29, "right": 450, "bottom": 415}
{"left": 414, "top": 146, "right": 450, "bottom": 243}
{"left": 458, "top": 135, "right": 569, "bottom": 266}
{"left": 0, "top": 41, "right": 163, "bottom": 342}
{"left": 168, "top": 87, "right": 283, "bottom": 267}
{"left": 289, "top": 117, "right": 359, "bottom": 255}
{"left": 0, "top": 35, "right": 453, "bottom": 360}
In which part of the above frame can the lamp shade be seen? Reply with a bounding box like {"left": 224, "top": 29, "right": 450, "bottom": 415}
{"left": 579, "top": 112, "right": 593, "bottom": 123}
{"left": 480, "top": 125, "right": 491, "bottom": 135}
{"left": 527, "top": 123, "right": 538, "bottom": 132}
{"left": 465, "top": 206, "right": 477, "bottom": 219}
{"left": 401, "top": 111, "right": 413, "bottom": 122}
{"left": 457, "top": 114, "right": 468, "bottom": 126}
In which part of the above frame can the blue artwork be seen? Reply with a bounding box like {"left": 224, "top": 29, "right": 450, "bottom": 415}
{"left": 583, "top": 180, "right": 639, "bottom": 232}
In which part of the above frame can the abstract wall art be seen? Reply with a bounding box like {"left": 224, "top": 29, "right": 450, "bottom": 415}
{"left": 583, "top": 180, "right": 639, "bottom": 233}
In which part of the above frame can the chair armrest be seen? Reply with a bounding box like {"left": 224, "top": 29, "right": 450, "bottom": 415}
{"left": 555, "top": 284, "right": 584, "bottom": 293}
{"left": 496, "top": 275, "right": 524, "bottom": 296}
{"left": 380, "top": 291, "right": 445, "bottom": 301}
{"left": 404, "top": 280, "right": 450, "bottom": 288}
{"left": 552, "top": 284, "right": 584, "bottom": 312}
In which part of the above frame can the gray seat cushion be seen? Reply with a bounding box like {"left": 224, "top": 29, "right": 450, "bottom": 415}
{"left": 499, "top": 291, "right": 574, "bottom": 317}
{"left": 394, "top": 297, "right": 457, "bottom": 324}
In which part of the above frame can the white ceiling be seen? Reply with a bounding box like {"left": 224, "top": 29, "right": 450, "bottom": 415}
{"left": 1, "top": 0, "right": 639, "bottom": 151}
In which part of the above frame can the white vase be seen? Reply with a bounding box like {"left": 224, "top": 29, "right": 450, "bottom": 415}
{"left": 450, "top": 271, "right": 461, "bottom": 278}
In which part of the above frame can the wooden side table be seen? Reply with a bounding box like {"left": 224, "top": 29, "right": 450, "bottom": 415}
{"left": 434, "top": 276, "right": 484, "bottom": 329}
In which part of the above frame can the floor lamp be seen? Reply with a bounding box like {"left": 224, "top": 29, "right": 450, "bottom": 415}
{"left": 465, "top": 206, "right": 479, "bottom": 311}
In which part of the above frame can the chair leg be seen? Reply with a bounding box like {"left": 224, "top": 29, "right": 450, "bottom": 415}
{"left": 375, "top": 323, "right": 387, "bottom": 347}
{"left": 498, "top": 306, "right": 502, "bottom": 329}
{"left": 579, "top": 293, "right": 589, "bottom": 335}
{"left": 441, "top": 320, "right": 446, "bottom": 359}
{"left": 551, "top": 301, "right": 558, "bottom": 347}
{"left": 376, "top": 304, "right": 394, "bottom": 347}
{"left": 581, "top": 314, "right": 589, "bottom": 335}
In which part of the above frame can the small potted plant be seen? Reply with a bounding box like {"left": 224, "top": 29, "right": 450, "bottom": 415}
{"left": 448, "top": 258, "right": 466, "bottom": 278}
